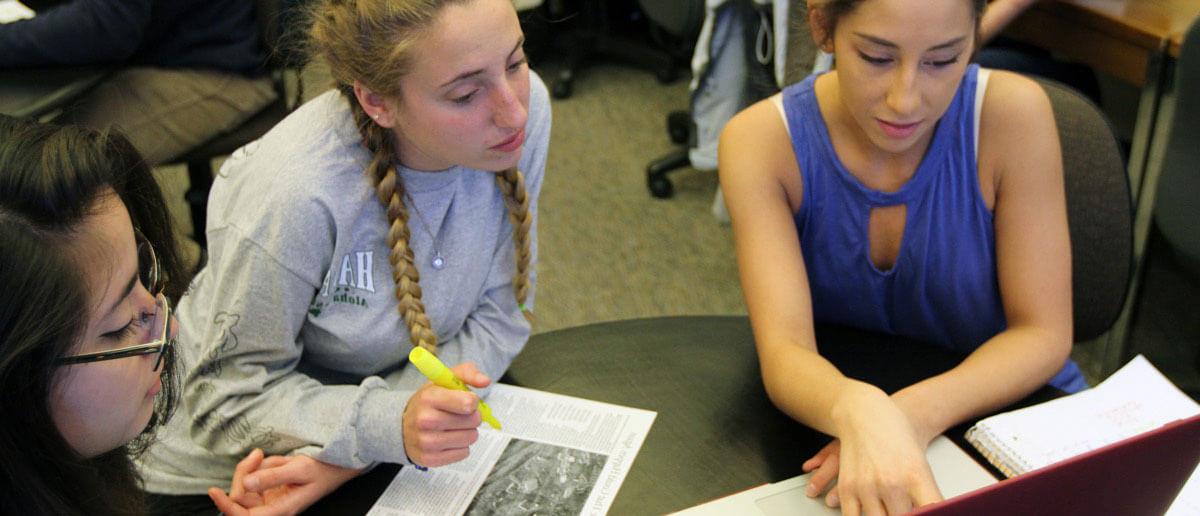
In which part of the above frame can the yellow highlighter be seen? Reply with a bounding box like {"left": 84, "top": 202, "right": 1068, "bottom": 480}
{"left": 408, "top": 347, "right": 502, "bottom": 430}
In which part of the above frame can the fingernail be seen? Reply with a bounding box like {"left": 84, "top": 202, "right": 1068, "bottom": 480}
{"left": 244, "top": 476, "right": 259, "bottom": 491}
{"left": 827, "top": 492, "right": 839, "bottom": 507}
{"left": 806, "top": 485, "right": 818, "bottom": 496}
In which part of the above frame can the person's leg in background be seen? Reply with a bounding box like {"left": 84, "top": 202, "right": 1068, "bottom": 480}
{"left": 57, "top": 67, "right": 277, "bottom": 166}
{"left": 59, "top": 67, "right": 277, "bottom": 268}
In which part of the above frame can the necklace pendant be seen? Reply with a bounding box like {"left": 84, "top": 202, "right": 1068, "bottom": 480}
{"left": 432, "top": 252, "right": 445, "bottom": 270}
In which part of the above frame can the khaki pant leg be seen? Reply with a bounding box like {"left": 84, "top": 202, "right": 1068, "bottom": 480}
{"left": 60, "top": 67, "right": 277, "bottom": 166}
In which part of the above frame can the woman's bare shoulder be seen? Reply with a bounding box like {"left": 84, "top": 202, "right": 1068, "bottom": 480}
{"left": 979, "top": 69, "right": 1056, "bottom": 142}
{"left": 721, "top": 94, "right": 796, "bottom": 177}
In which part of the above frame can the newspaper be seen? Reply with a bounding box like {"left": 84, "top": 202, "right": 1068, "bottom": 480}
{"left": 367, "top": 384, "right": 656, "bottom": 516}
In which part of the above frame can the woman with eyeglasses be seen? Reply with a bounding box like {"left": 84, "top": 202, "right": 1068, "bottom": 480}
{"left": 0, "top": 115, "right": 192, "bottom": 514}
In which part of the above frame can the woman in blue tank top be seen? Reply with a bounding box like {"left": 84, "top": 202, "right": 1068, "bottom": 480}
{"left": 719, "top": 0, "right": 1081, "bottom": 513}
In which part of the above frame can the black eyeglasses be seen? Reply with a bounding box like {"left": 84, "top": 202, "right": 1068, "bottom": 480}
{"left": 56, "top": 234, "right": 173, "bottom": 371}
{"left": 136, "top": 231, "right": 160, "bottom": 296}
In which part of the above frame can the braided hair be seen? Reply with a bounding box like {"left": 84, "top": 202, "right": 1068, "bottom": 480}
{"left": 311, "top": 0, "right": 532, "bottom": 353}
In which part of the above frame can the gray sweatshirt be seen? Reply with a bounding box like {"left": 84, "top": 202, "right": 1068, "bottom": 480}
{"left": 139, "top": 72, "right": 550, "bottom": 494}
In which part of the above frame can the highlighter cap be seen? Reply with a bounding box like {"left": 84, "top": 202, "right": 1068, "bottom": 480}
{"left": 409, "top": 347, "right": 465, "bottom": 390}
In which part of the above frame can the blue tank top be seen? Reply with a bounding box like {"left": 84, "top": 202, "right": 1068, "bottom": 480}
{"left": 783, "top": 64, "right": 1085, "bottom": 392}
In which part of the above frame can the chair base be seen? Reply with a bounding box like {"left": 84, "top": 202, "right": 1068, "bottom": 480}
{"left": 647, "top": 148, "right": 689, "bottom": 198}
{"left": 550, "top": 4, "right": 682, "bottom": 99}
{"left": 646, "top": 109, "right": 694, "bottom": 198}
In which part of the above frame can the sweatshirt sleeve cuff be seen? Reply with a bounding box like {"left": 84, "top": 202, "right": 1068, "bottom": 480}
{"left": 316, "top": 377, "right": 415, "bottom": 468}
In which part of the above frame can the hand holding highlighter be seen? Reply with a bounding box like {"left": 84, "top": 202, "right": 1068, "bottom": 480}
{"left": 408, "top": 347, "right": 502, "bottom": 430}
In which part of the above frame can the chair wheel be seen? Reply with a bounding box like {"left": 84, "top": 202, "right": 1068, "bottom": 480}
{"left": 552, "top": 79, "right": 573, "bottom": 99}
{"left": 648, "top": 176, "right": 674, "bottom": 198}
{"left": 667, "top": 111, "right": 690, "bottom": 144}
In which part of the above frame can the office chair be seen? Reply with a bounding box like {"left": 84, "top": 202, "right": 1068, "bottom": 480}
{"left": 166, "top": 0, "right": 305, "bottom": 250}
{"left": 549, "top": 0, "right": 702, "bottom": 99}
{"left": 1037, "top": 78, "right": 1132, "bottom": 344}
{"left": 1148, "top": 20, "right": 1200, "bottom": 372}
{"left": 646, "top": 0, "right": 777, "bottom": 199}
{"left": 1152, "top": 19, "right": 1200, "bottom": 280}
{"left": 645, "top": 111, "right": 694, "bottom": 199}
{"left": 640, "top": 0, "right": 706, "bottom": 59}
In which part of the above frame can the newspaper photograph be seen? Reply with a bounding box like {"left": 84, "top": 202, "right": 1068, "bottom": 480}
{"left": 367, "top": 384, "right": 656, "bottom": 516}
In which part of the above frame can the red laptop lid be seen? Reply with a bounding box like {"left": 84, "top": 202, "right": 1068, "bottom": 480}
{"left": 912, "top": 413, "right": 1200, "bottom": 516}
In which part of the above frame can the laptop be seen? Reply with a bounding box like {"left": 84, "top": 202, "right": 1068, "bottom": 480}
{"left": 913, "top": 413, "right": 1200, "bottom": 516}
{"left": 678, "top": 414, "right": 1200, "bottom": 516}
{"left": 675, "top": 436, "right": 998, "bottom": 515}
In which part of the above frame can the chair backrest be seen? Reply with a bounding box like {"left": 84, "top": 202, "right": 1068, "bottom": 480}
{"left": 1152, "top": 19, "right": 1200, "bottom": 273}
{"left": 638, "top": 0, "right": 705, "bottom": 39}
{"left": 1038, "top": 79, "right": 1133, "bottom": 342}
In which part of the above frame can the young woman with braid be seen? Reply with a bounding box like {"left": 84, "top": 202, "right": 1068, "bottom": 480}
{"left": 136, "top": 0, "right": 550, "bottom": 513}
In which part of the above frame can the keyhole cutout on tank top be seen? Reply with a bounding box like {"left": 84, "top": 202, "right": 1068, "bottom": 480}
{"left": 868, "top": 204, "right": 907, "bottom": 272}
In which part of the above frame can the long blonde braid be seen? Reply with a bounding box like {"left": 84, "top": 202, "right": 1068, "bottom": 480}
{"left": 494, "top": 168, "right": 533, "bottom": 315}
{"left": 313, "top": 0, "right": 534, "bottom": 353}
{"left": 342, "top": 88, "right": 439, "bottom": 352}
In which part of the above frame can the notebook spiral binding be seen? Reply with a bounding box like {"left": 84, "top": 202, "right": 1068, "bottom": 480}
{"left": 965, "top": 425, "right": 1035, "bottom": 478}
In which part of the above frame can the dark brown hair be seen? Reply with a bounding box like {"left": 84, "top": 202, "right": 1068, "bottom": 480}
{"left": 808, "top": 0, "right": 988, "bottom": 47}
{"left": 0, "top": 115, "right": 189, "bottom": 515}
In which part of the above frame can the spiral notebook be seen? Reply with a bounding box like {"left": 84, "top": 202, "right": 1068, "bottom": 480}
{"left": 915, "top": 413, "right": 1200, "bottom": 515}
{"left": 964, "top": 355, "right": 1200, "bottom": 514}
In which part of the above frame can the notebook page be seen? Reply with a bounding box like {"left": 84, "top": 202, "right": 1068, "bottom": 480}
{"left": 970, "top": 355, "right": 1200, "bottom": 473}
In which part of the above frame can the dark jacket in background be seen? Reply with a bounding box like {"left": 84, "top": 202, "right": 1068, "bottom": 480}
{"left": 0, "top": 0, "right": 265, "bottom": 75}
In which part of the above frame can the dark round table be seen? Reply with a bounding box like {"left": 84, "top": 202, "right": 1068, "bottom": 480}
{"left": 308, "top": 316, "right": 1059, "bottom": 515}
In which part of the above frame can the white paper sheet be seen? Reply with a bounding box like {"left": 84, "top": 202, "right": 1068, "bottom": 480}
{"left": 674, "top": 436, "right": 997, "bottom": 515}
{"left": 367, "top": 384, "right": 656, "bottom": 516}
{"left": 0, "top": 0, "right": 33, "bottom": 23}
{"left": 968, "top": 355, "right": 1200, "bottom": 512}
